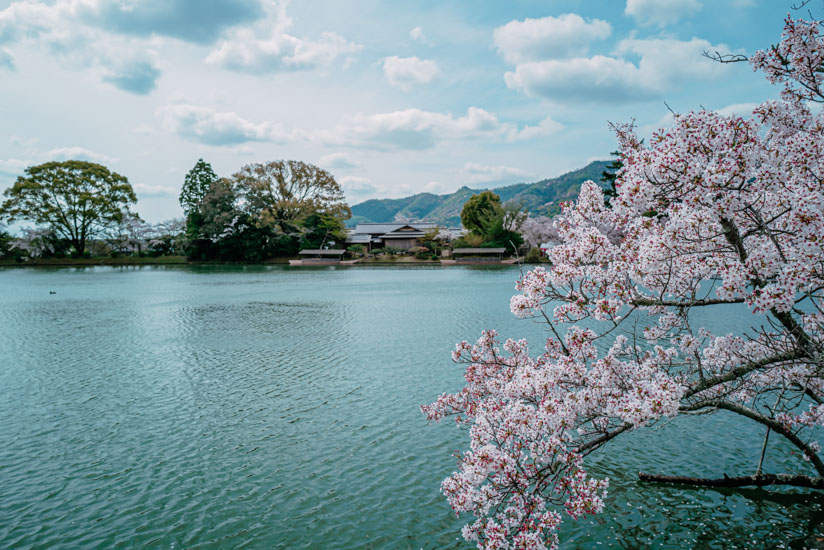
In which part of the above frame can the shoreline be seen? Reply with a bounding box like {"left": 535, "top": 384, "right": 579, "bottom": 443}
{"left": 0, "top": 256, "right": 546, "bottom": 268}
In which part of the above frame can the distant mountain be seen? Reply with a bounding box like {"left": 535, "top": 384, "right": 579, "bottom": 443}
{"left": 348, "top": 160, "right": 611, "bottom": 226}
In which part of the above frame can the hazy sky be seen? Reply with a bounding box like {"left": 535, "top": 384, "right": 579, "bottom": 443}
{"left": 0, "top": 0, "right": 793, "bottom": 222}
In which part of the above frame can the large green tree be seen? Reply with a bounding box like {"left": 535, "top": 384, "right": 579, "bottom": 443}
{"left": 180, "top": 158, "right": 219, "bottom": 214}
{"left": 233, "top": 160, "right": 350, "bottom": 231}
{"left": 0, "top": 160, "right": 136, "bottom": 256}
{"left": 460, "top": 191, "right": 503, "bottom": 235}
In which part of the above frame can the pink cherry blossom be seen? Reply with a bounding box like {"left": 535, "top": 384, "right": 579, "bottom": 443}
{"left": 425, "top": 14, "right": 824, "bottom": 549}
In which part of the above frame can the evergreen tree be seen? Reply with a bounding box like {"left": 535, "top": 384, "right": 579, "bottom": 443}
{"left": 180, "top": 159, "right": 218, "bottom": 215}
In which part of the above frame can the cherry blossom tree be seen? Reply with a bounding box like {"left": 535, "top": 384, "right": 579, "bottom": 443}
{"left": 520, "top": 216, "right": 559, "bottom": 248}
{"left": 424, "top": 14, "right": 824, "bottom": 549}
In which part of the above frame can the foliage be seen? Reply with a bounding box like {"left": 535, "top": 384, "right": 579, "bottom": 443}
{"left": 460, "top": 192, "right": 526, "bottom": 254}
{"left": 453, "top": 233, "right": 485, "bottom": 249}
{"left": 180, "top": 158, "right": 219, "bottom": 215}
{"left": 524, "top": 246, "right": 543, "bottom": 263}
{"left": 347, "top": 244, "right": 365, "bottom": 256}
{"left": 424, "top": 14, "right": 824, "bottom": 549}
{"left": 381, "top": 246, "right": 404, "bottom": 258}
{"left": 0, "top": 230, "right": 25, "bottom": 261}
{"left": 0, "top": 160, "right": 136, "bottom": 255}
{"left": 600, "top": 150, "right": 622, "bottom": 207}
{"left": 300, "top": 212, "right": 347, "bottom": 250}
{"left": 233, "top": 160, "right": 350, "bottom": 232}
{"left": 461, "top": 191, "right": 503, "bottom": 235}
{"left": 479, "top": 216, "right": 524, "bottom": 254}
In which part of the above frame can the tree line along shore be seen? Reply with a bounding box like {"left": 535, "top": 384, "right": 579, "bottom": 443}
{"left": 1, "top": 156, "right": 611, "bottom": 265}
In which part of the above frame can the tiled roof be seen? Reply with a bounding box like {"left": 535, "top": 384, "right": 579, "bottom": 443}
{"left": 352, "top": 222, "right": 439, "bottom": 235}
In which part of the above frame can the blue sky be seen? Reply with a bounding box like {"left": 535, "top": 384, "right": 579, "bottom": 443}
{"left": 0, "top": 0, "right": 793, "bottom": 222}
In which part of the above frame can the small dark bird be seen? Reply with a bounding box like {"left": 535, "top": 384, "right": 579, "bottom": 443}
{"left": 49, "top": 291, "right": 56, "bottom": 294}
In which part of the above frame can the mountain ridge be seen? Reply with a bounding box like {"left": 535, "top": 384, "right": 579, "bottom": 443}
{"left": 348, "top": 160, "right": 611, "bottom": 226}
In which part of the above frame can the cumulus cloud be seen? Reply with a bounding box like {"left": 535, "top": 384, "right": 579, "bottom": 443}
{"left": 206, "top": 2, "right": 361, "bottom": 72}
{"left": 505, "top": 37, "right": 731, "bottom": 104}
{"left": 102, "top": 60, "right": 161, "bottom": 95}
{"left": 132, "top": 183, "right": 178, "bottom": 197}
{"left": 494, "top": 14, "right": 611, "bottom": 63}
{"left": 47, "top": 147, "right": 119, "bottom": 164}
{"left": 382, "top": 56, "right": 438, "bottom": 90}
{"left": 409, "top": 26, "right": 433, "bottom": 46}
{"left": 86, "top": 0, "right": 263, "bottom": 44}
{"left": 320, "top": 107, "right": 561, "bottom": 150}
{"left": 157, "top": 103, "right": 304, "bottom": 145}
{"left": 508, "top": 116, "right": 563, "bottom": 141}
{"left": 9, "top": 136, "right": 38, "bottom": 147}
{"left": 339, "top": 175, "right": 376, "bottom": 195}
{"left": 320, "top": 152, "right": 360, "bottom": 170}
{"left": 0, "top": 158, "right": 33, "bottom": 176}
{"left": 0, "top": 146, "right": 118, "bottom": 177}
{"left": 0, "top": 47, "right": 15, "bottom": 70}
{"left": 0, "top": 0, "right": 345, "bottom": 92}
{"left": 625, "top": 0, "right": 701, "bottom": 27}
{"left": 714, "top": 102, "right": 758, "bottom": 117}
{"left": 0, "top": 0, "right": 164, "bottom": 94}
{"left": 460, "top": 162, "right": 535, "bottom": 185}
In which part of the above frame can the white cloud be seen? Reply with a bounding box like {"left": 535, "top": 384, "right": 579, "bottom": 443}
{"left": 508, "top": 116, "right": 563, "bottom": 141}
{"left": 506, "top": 56, "right": 653, "bottom": 103}
{"left": 0, "top": 146, "right": 118, "bottom": 177}
{"left": 320, "top": 152, "right": 360, "bottom": 170}
{"left": 206, "top": 2, "right": 361, "bottom": 72}
{"left": 460, "top": 162, "right": 535, "bottom": 185}
{"left": 714, "top": 102, "right": 758, "bottom": 117}
{"left": 423, "top": 180, "right": 444, "bottom": 193}
{"left": 409, "top": 26, "right": 433, "bottom": 46}
{"left": 47, "top": 147, "right": 119, "bottom": 164}
{"left": 0, "top": 1, "right": 162, "bottom": 93}
{"left": 0, "top": 47, "right": 15, "bottom": 70}
{"left": 382, "top": 56, "right": 438, "bottom": 90}
{"left": 625, "top": 0, "right": 701, "bottom": 27}
{"left": 0, "top": 158, "right": 33, "bottom": 176}
{"left": 339, "top": 175, "right": 378, "bottom": 201}
{"left": 493, "top": 14, "right": 611, "bottom": 64}
{"left": 156, "top": 103, "right": 305, "bottom": 145}
{"left": 339, "top": 175, "right": 375, "bottom": 190}
{"left": 132, "top": 183, "right": 177, "bottom": 197}
{"left": 319, "top": 107, "right": 561, "bottom": 150}
{"left": 505, "top": 37, "right": 731, "bottom": 104}
{"left": 9, "top": 136, "right": 39, "bottom": 147}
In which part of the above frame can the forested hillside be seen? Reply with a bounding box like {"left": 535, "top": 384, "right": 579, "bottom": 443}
{"left": 349, "top": 160, "right": 610, "bottom": 226}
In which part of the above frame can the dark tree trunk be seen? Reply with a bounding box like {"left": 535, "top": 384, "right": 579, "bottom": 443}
{"left": 638, "top": 472, "right": 824, "bottom": 489}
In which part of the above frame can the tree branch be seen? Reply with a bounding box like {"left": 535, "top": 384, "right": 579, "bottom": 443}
{"left": 638, "top": 472, "right": 824, "bottom": 489}
{"left": 716, "top": 400, "right": 824, "bottom": 476}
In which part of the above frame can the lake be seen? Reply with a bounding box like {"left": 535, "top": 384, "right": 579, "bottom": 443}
{"left": 0, "top": 265, "right": 821, "bottom": 549}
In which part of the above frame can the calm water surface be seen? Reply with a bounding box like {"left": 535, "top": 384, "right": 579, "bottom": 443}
{"left": 0, "top": 265, "right": 821, "bottom": 549}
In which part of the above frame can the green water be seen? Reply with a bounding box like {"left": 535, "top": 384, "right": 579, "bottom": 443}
{"left": 0, "top": 265, "right": 821, "bottom": 549}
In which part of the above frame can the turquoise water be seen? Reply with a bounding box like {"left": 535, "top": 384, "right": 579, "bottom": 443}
{"left": 0, "top": 265, "right": 821, "bottom": 549}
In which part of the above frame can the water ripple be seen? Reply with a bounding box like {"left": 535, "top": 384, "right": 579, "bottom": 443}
{"left": 0, "top": 265, "right": 820, "bottom": 549}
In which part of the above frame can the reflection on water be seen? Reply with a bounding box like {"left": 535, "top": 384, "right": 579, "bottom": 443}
{"left": 0, "top": 265, "right": 821, "bottom": 549}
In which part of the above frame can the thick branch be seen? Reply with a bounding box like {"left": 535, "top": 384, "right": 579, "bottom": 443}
{"left": 638, "top": 472, "right": 824, "bottom": 489}
{"left": 632, "top": 297, "right": 745, "bottom": 307}
{"left": 575, "top": 423, "right": 632, "bottom": 454}
{"left": 684, "top": 351, "right": 797, "bottom": 399}
{"left": 716, "top": 400, "right": 824, "bottom": 476}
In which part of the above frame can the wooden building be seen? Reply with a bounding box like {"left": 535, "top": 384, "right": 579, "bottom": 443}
{"left": 290, "top": 249, "right": 346, "bottom": 265}
{"left": 450, "top": 248, "right": 507, "bottom": 263}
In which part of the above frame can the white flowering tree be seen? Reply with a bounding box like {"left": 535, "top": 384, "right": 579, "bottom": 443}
{"left": 423, "top": 15, "right": 824, "bottom": 549}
